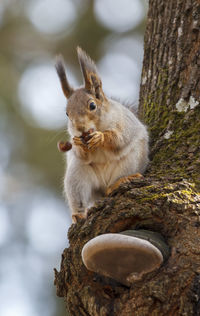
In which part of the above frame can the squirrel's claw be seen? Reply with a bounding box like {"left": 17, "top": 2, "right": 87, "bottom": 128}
{"left": 73, "top": 136, "right": 82, "bottom": 145}
{"left": 72, "top": 213, "right": 86, "bottom": 223}
{"left": 73, "top": 136, "right": 88, "bottom": 151}
{"left": 87, "top": 131, "right": 104, "bottom": 150}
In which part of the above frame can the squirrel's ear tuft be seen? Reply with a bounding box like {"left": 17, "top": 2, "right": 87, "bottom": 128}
{"left": 55, "top": 55, "right": 74, "bottom": 99}
{"left": 77, "top": 47, "right": 105, "bottom": 101}
{"left": 77, "top": 46, "right": 97, "bottom": 80}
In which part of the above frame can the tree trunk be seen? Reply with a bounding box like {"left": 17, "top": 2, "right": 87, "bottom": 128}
{"left": 54, "top": 1, "right": 200, "bottom": 315}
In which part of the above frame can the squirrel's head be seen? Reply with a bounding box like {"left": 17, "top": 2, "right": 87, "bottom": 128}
{"left": 55, "top": 47, "right": 109, "bottom": 137}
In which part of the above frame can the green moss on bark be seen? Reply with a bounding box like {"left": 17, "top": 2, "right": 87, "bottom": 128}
{"left": 142, "top": 89, "right": 200, "bottom": 189}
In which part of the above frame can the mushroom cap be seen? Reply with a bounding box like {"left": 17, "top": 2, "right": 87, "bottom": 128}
{"left": 82, "top": 233, "right": 164, "bottom": 286}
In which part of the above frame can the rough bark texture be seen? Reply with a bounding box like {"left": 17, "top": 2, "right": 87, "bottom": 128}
{"left": 139, "top": 0, "right": 200, "bottom": 189}
{"left": 55, "top": 0, "right": 200, "bottom": 315}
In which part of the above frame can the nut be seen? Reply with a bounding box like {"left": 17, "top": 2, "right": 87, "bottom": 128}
{"left": 57, "top": 141, "right": 72, "bottom": 152}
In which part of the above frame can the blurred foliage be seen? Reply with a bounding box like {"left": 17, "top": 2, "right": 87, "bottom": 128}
{"left": 0, "top": 0, "right": 146, "bottom": 315}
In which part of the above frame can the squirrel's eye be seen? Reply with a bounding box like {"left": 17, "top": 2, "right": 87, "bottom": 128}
{"left": 89, "top": 102, "right": 96, "bottom": 111}
{"left": 66, "top": 112, "right": 69, "bottom": 117}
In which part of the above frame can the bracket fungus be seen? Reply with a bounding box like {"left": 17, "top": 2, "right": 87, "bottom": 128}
{"left": 82, "top": 230, "right": 170, "bottom": 287}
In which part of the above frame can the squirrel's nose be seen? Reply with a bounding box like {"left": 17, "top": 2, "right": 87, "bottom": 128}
{"left": 77, "top": 125, "right": 85, "bottom": 133}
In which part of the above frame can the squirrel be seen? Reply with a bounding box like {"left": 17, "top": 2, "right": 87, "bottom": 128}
{"left": 55, "top": 47, "right": 149, "bottom": 223}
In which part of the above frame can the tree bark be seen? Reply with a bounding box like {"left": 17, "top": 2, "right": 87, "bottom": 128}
{"left": 54, "top": 0, "right": 200, "bottom": 315}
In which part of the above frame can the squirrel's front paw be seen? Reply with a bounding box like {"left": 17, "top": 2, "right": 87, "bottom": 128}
{"left": 73, "top": 136, "right": 88, "bottom": 151}
{"left": 87, "top": 131, "right": 104, "bottom": 150}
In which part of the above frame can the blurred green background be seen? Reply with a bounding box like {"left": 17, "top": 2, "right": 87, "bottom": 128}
{"left": 0, "top": 0, "right": 147, "bottom": 315}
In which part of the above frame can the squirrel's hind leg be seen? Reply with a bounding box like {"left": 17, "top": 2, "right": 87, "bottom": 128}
{"left": 65, "top": 161, "right": 101, "bottom": 222}
{"left": 72, "top": 213, "right": 86, "bottom": 223}
{"left": 106, "top": 173, "right": 143, "bottom": 196}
